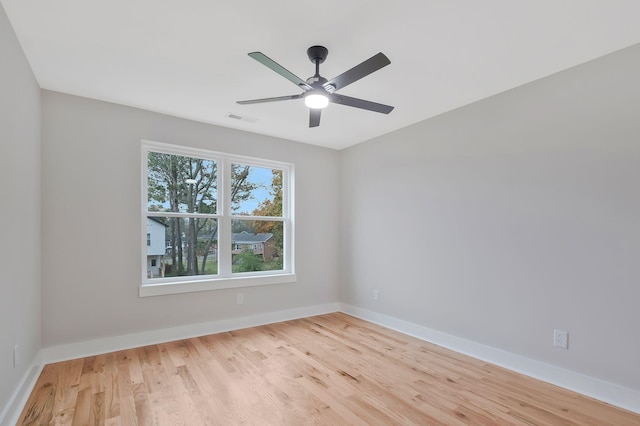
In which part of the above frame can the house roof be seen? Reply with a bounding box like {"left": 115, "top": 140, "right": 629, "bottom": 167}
{"left": 198, "top": 230, "right": 273, "bottom": 244}
{"left": 3, "top": 1, "right": 640, "bottom": 149}
{"left": 232, "top": 232, "right": 273, "bottom": 244}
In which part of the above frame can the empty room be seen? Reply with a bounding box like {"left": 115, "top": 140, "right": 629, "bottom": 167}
{"left": 2, "top": 1, "right": 640, "bottom": 424}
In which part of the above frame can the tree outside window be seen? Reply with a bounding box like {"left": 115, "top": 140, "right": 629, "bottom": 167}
{"left": 142, "top": 141, "right": 292, "bottom": 291}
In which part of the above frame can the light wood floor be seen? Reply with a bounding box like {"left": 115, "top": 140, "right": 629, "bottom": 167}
{"left": 18, "top": 313, "right": 639, "bottom": 425}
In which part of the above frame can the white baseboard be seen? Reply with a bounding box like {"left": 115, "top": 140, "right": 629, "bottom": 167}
{"left": 3, "top": 302, "right": 339, "bottom": 424}
{"left": 6, "top": 302, "right": 638, "bottom": 423}
{"left": 40, "top": 303, "right": 340, "bottom": 364}
{"left": 339, "top": 303, "right": 640, "bottom": 415}
{"left": 0, "top": 361, "right": 44, "bottom": 426}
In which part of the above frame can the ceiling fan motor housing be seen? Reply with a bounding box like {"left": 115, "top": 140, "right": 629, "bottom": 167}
{"left": 307, "top": 45, "right": 328, "bottom": 64}
{"left": 305, "top": 75, "right": 328, "bottom": 86}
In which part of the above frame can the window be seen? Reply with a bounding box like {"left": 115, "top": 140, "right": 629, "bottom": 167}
{"left": 141, "top": 140, "right": 294, "bottom": 296}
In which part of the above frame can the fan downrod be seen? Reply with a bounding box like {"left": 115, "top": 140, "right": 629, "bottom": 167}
{"left": 307, "top": 46, "right": 328, "bottom": 64}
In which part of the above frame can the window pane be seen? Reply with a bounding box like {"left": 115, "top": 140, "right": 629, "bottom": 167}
{"left": 231, "top": 164, "right": 282, "bottom": 216}
{"left": 147, "top": 152, "right": 217, "bottom": 214}
{"left": 147, "top": 216, "right": 218, "bottom": 278}
{"left": 231, "top": 220, "right": 283, "bottom": 273}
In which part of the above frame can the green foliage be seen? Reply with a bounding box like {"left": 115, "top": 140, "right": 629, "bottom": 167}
{"left": 164, "top": 258, "right": 218, "bottom": 276}
{"left": 202, "top": 260, "right": 218, "bottom": 275}
{"left": 263, "top": 258, "right": 283, "bottom": 271}
{"left": 233, "top": 250, "right": 263, "bottom": 273}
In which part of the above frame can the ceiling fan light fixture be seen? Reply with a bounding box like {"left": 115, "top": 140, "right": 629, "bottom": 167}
{"left": 304, "top": 92, "right": 329, "bottom": 109}
{"left": 238, "top": 46, "right": 393, "bottom": 127}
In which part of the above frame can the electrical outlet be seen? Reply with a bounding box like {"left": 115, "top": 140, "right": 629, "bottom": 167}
{"left": 553, "top": 329, "right": 568, "bottom": 349}
{"left": 13, "top": 345, "right": 18, "bottom": 368}
{"left": 236, "top": 293, "right": 244, "bottom": 305}
{"left": 372, "top": 289, "right": 379, "bottom": 301}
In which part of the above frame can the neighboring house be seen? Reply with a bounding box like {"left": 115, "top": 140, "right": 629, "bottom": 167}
{"left": 231, "top": 231, "right": 276, "bottom": 261}
{"left": 199, "top": 230, "right": 277, "bottom": 262}
{"left": 146, "top": 217, "right": 168, "bottom": 277}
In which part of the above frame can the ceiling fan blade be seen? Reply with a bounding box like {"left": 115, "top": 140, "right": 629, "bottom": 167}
{"left": 248, "top": 52, "right": 312, "bottom": 90}
{"left": 237, "top": 94, "right": 303, "bottom": 105}
{"left": 330, "top": 93, "right": 394, "bottom": 114}
{"left": 324, "top": 52, "right": 390, "bottom": 91}
{"left": 309, "top": 108, "right": 321, "bottom": 127}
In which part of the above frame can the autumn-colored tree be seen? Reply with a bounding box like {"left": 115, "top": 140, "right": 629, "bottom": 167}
{"left": 252, "top": 169, "right": 282, "bottom": 223}
{"left": 252, "top": 170, "right": 283, "bottom": 259}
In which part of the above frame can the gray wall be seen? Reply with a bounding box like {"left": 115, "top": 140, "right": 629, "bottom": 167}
{"left": 41, "top": 91, "right": 340, "bottom": 346}
{"left": 340, "top": 44, "right": 640, "bottom": 390}
{"left": 0, "top": 2, "right": 42, "bottom": 414}
{"left": 3, "top": 0, "right": 639, "bottom": 407}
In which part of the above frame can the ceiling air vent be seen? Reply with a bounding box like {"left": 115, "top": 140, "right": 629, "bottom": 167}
{"left": 226, "top": 113, "right": 258, "bottom": 123}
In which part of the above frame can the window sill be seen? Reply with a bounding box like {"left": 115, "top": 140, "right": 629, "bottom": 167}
{"left": 139, "top": 273, "right": 297, "bottom": 297}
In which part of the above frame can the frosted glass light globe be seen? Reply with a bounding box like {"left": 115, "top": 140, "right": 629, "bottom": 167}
{"left": 304, "top": 93, "right": 329, "bottom": 109}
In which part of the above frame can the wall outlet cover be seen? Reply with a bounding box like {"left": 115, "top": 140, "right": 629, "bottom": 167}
{"left": 553, "top": 329, "right": 569, "bottom": 349}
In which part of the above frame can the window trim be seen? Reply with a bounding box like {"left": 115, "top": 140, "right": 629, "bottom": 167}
{"left": 140, "top": 140, "right": 295, "bottom": 297}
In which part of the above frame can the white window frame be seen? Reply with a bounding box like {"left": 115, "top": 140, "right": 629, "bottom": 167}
{"left": 140, "top": 140, "right": 295, "bottom": 297}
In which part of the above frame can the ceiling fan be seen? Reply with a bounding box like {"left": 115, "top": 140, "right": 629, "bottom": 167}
{"left": 237, "top": 45, "right": 394, "bottom": 128}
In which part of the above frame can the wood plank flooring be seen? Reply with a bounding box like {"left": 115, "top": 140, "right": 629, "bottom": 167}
{"left": 18, "top": 313, "right": 640, "bottom": 425}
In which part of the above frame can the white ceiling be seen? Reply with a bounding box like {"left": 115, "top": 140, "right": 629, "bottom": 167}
{"left": 3, "top": 1, "right": 640, "bottom": 150}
